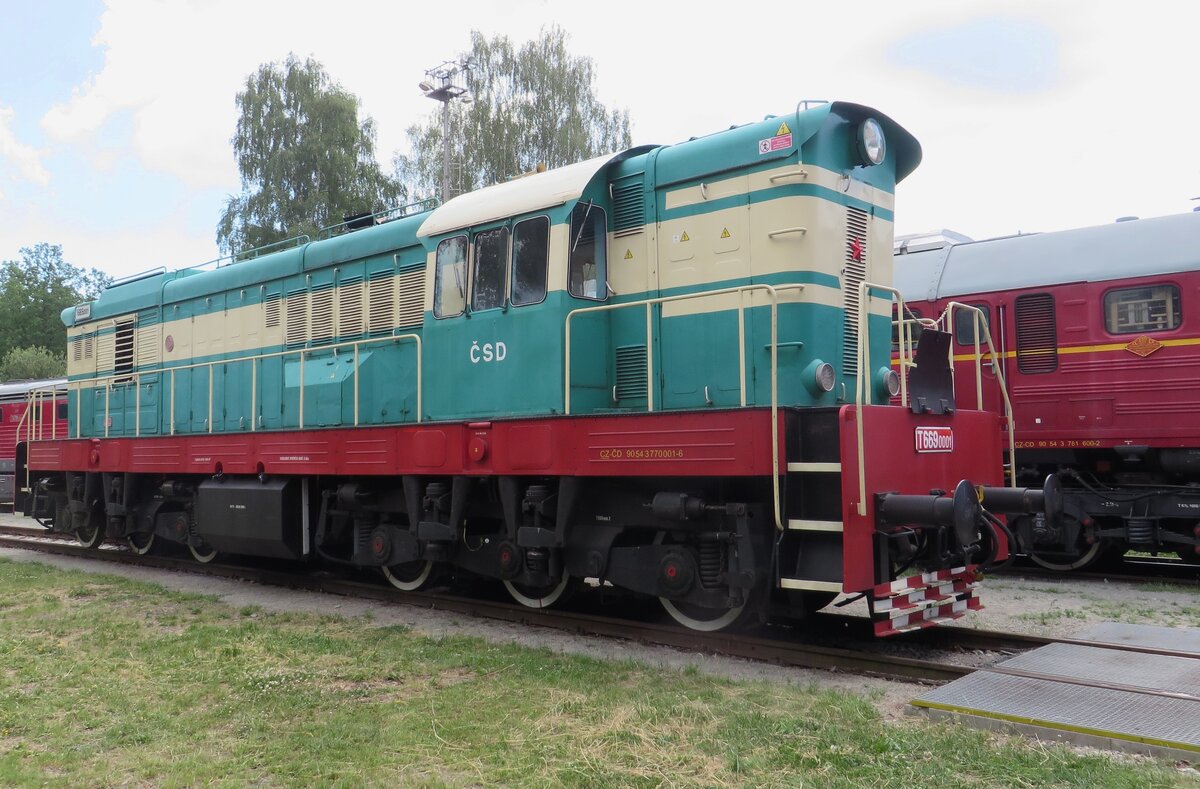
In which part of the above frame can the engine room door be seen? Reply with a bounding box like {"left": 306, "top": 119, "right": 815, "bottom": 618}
{"left": 655, "top": 175, "right": 751, "bottom": 410}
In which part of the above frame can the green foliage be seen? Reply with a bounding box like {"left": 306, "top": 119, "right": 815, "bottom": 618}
{"left": 396, "top": 26, "right": 633, "bottom": 200}
{"left": 216, "top": 54, "right": 404, "bottom": 256}
{"left": 0, "top": 243, "right": 110, "bottom": 360}
{"left": 0, "top": 347, "right": 65, "bottom": 381}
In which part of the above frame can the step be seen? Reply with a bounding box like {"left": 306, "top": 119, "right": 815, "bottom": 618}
{"left": 786, "top": 519, "right": 843, "bottom": 533}
{"left": 779, "top": 578, "right": 843, "bottom": 593}
{"left": 786, "top": 462, "right": 841, "bottom": 473}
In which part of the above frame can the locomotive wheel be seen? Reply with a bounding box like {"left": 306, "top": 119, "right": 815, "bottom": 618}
{"left": 382, "top": 560, "right": 435, "bottom": 591}
{"left": 1027, "top": 538, "right": 1103, "bottom": 572}
{"left": 127, "top": 532, "right": 156, "bottom": 555}
{"left": 654, "top": 531, "right": 754, "bottom": 632}
{"left": 503, "top": 575, "right": 572, "bottom": 609}
{"left": 75, "top": 521, "right": 105, "bottom": 549}
{"left": 187, "top": 540, "right": 219, "bottom": 564}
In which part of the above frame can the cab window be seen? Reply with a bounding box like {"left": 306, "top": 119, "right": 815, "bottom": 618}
{"left": 433, "top": 235, "right": 467, "bottom": 318}
{"left": 568, "top": 202, "right": 607, "bottom": 300}
{"left": 892, "top": 305, "right": 924, "bottom": 350}
{"left": 472, "top": 227, "right": 509, "bottom": 312}
{"left": 954, "top": 303, "right": 990, "bottom": 346}
{"left": 511, "top": 216, "right": 549, "bottom": 306}
{"left": 1103, "top": 284, "right": 1180, "bottom": 334}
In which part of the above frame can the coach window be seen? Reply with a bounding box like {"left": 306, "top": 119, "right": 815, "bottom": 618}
{"left": 568, "top": 202, "right": 607, "bottom": 300}
{"left": 472, "top": 227, "right": 509, "bottom": 312}
{"left": 433, "top": 235, "right": 468, "bottom": 318}
{"left": 954, "top": 303, "right": 990, "bottom": 346}
{"left": 511, "top": 216, "right": 549, "bottom": 306}
{"left": 1103, "top": 284, "right": 1181, "bottom": 334}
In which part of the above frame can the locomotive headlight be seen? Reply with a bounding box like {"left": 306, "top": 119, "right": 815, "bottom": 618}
{"left": 876, "top": 367, "right": 901, "bottom": 400}
{"left": 802, "top": 360, "right": 837, "bottom": 396}
{"left": 857, "top": 118, "right": 886, "bottom": 166}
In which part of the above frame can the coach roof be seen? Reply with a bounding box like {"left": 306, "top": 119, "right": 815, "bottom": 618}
{"left": 894, "top": 211, "right": 1200, "bottom": 301}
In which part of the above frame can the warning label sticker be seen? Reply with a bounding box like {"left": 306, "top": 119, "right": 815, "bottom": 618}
{"left": 758, "top": 132, "right": 793, "bottom": 155}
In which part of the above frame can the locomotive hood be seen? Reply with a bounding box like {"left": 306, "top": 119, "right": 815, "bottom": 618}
{"left": 418, "top": 147, "right": 658, "bottom": 238}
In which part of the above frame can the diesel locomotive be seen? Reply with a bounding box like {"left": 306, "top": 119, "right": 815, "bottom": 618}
{"left": 895, "top": 212, "right": 1200, "bottom": 570}
{"left": 19, "top": 100, "right": 1050, "bottom": 634}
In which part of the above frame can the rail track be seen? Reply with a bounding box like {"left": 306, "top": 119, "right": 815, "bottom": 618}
{"left": 997, "top": 555, "right": 1200, "bottom": 586}
{"left": 0, "top": 524, "right": 1191, "bottom": 684}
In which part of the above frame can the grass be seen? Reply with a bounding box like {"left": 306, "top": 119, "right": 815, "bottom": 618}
{"left": 0, "top": 559, "right": 1193, "bottom": 787}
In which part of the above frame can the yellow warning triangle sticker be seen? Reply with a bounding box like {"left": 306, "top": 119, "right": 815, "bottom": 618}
{"left": 776, "top": 121, "right": 791, "bottom": 136}
{"left": 680, "top": 231, "right": 690, "bottom": 242}
{"left": 720, "top": 227, "right": 731, "bottom": 239}
{"left": 624, "top": 249, "right": 633, "bottom": 260}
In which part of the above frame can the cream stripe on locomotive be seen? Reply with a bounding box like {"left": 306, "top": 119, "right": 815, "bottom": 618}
{"left": 664, "top": 162, "right": 896, "bottom": 214}
{"left": 67, "top": 268, "right": 427, "bottom": 378}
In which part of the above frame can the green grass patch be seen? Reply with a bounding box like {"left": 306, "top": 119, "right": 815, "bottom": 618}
{"left": 0, "top": 558, "right": 1191, "bottom": 787}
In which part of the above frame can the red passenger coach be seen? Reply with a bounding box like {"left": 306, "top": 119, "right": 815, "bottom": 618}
{"left": 895, "top": 212, "right": 1200, "bottom": 569}
{"left": 0, "top": 379, "right": 66, "bottom": 508}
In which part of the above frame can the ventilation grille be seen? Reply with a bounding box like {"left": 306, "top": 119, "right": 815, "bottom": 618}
{"left": 285, "top": 291, "right": 308, "bottom": 347}
{"left": 396, "top": 269, "right": 425, "bottom": 327}
{"left": 264, "top": 294, "right": 282, "bottom": 328}
{"left": 615, "top": 345, "right": 648, "bottom": 400}
{"left": 611, "top": 177, "right": 645, "bottom": 237}
{"left": 368, "top": 271, "right": 396, "bottom": 335}
{"left": 136, "top": 312, "right": 160, "bottom": 367}
{"left": 84, "top": 336, "right": 94, "bottom": 360}
{"left": 309, "top": 286, "right": 334, "bottom": 344}
{"left": 337, "top": 278, "right": 363, "bottom": 338}
{"left": 114, "top": 320, "right": 135, "bottom": 379}
{"left": 842, "top": 207, "right": 869, "bottom": 377}
{"left": 96, "top": 332, "right": 113, "bottom": 372}
{"left": 72, "top": 338, "right": 82, "bottom": 362}
{"left": 1015, "top": 293, "right": 1058, "bottom": 374}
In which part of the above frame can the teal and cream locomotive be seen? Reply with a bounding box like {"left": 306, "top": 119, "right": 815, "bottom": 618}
{"left": 22, "top": 101, "right": 1049, "bottom": 634}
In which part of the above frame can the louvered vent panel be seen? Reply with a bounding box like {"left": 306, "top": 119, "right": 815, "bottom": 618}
{"left": 114, "top": 320, "right": 135, "bottom": 378}
{"left": 368, "top": 271, "right": 396, "bottom": 335}
{"left": 264, "top": 294, "right": 282, "bottom": 328}
{"left": 842, "top": 207, "right": 869, "bottom": 377}
{"left": 611, "top": 177, "right": 645, "bottom": 237}
{"left": 310, "top": 286, "right": 334, "bottom": 344}
{"left": 285, "top": 291, "right": 308, "bottom": 347}
{"left": 136, "top": 314, "right": 160, "bottom": 368}
{"left": 337, "top": 278, "right": 363, "bottom": 337}
{"left": 615, "top": 345, "right": 648, "bottom": 400}
{"left": 1015, "top": 293, "right": 1058, "bottom": 374}
{"left": 84, "top": 336, "right": 94, "bottom": 360}
{"left": 72, "top": 338, "right": 82, "bottom": 362}
{"left": 396, "top": 270, "right": 425, "bottom": 327}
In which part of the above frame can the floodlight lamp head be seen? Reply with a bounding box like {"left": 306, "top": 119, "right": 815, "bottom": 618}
{"left": 418, "top": 80, "right": 435, "bottom": 92}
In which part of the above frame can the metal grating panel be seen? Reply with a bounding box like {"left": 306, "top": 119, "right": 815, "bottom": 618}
{"left": 396, "top": 269, "right": 425, "bottom": 328}
{"left": 310, "top": 286, "right": 334, "bottom": 344}
{"left": 915, "top": 670, "right": 1200, "bottom": 750}
{"left": 842, "top": 207, "right": 869, "bottom": 377}
{"left": 1077, "top": 622, "right": 1200, "bottom": 653}
{"left": 1015, "top": 293, "right": 1057, "bottom": 373}
{"left": 367, "top": 271, "right": 396, "bottom": 335}
{"left": 337, "top": 278, "right": 363, "bottom": 338}
{"left": 264, "top": 294, "right": 282, "bottom": 328}
{"left": 611, "top": 176, "right": 645, "bottom": 237}
{"left": 615, "top": 345, "right": 648, "bottom": 400}
{"left": 284, "top": 290, "right": 307, "bottom": 347}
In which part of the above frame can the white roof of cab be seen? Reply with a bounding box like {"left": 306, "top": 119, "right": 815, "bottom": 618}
{"left": 417, "top": 152, "right": 624, "bottom": 238}
{"left": 894, "top": 212, "right": 1200, "bottom": 302}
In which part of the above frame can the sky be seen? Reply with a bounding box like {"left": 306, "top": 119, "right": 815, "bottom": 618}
{"left": 0, "top": 0, "right": 1195, "bottom": 279}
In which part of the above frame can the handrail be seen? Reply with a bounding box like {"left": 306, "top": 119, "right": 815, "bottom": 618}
{"left": 941, "top": 301, "right": 1017, "bottom": 487}
{"left": 318, "top": 199, "right": 440, "bottom": 239}
{"left": 21, "top": 333, "right": 423, "bottom": 442}
{"left": 856, "top": 284, "right": 1017, "bottom": 517}
{"left": 565, "top": 283, "right": 806, "bottom": 532}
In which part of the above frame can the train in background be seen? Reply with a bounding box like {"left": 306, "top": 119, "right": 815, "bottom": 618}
{"left": 0, "top": 379, "right": 66, "bottom": 508}
{"left": 19, "top": 100, "right": 1053, "bottom": 636}
{"left": 895, "top": 211, "right": 1200, "bottom": 570}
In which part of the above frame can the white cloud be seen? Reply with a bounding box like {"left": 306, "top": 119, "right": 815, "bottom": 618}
{"left": 15, "top": 0, "right": 1200, "bottom": 275}
{"left": 0, "top": 106, "right": 50, "bottom": 187}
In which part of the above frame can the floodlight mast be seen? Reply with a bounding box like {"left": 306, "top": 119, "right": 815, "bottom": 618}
{"left": 419, "top": 59, "right": 473, "bottom": 202}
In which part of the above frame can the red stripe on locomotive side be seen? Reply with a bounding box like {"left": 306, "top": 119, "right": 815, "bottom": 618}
{"left": 26, "top": 409, "right": 778, "bottom": 478}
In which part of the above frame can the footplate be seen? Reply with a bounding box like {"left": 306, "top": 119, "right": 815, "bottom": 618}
{"left": 869, "top": 565, "right": 982, "bottom": 637}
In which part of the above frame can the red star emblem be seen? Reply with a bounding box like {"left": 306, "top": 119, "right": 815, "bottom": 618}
{"left": 849, "top": 238, "right": 865, "bottom": 261}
